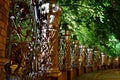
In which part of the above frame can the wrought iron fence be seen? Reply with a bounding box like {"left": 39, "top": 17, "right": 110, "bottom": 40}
{"left": 5, "top": 0, "right": 61, "bottom": 79}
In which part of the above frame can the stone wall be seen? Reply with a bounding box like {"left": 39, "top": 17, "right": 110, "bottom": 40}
{"left": 0, "top": 0, "right": 10, "bottom": 71}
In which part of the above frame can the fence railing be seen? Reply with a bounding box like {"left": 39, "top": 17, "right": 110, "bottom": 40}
{"left": 4, "top": 0, "right": 120, "bottom": 80}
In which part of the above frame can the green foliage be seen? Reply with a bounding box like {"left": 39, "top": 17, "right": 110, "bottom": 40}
{"left": 57, "top": 0, "right": 120, "bottom": 57}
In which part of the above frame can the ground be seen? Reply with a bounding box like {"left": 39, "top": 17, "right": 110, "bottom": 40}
{"left": 75, "top": 69, "right": 120, "bottom": 80}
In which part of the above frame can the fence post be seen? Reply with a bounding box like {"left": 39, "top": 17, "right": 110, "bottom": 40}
{"left": 72, "top": 40, "right": 79, "bottom": 77}
{"left": 0, "top": 0, "right": 10, "bottom": 72}
{"left": 64, "top": 30, "right": 73, "bottom": 80}
{"left": 46, "top": 1, "right": 62, "bottom": 80}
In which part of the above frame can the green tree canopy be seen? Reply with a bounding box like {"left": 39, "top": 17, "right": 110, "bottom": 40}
{"left": 57, "top": 0, "right": 120, "bottom": 57}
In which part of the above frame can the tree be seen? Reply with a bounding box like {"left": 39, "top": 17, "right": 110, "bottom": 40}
{"left": 57, "top": 0, "right": 120, "bottom": 57}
